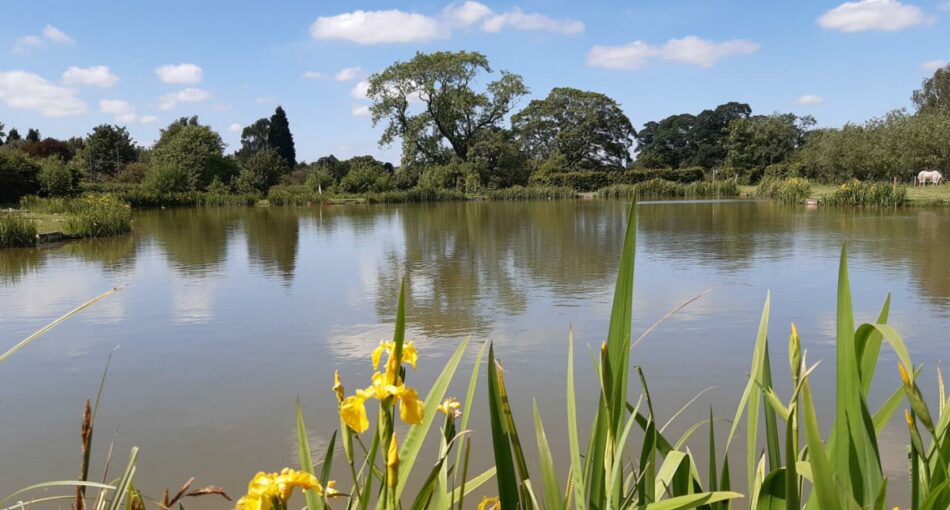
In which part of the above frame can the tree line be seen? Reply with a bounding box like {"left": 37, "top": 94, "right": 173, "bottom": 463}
{"left": 2, "top": 51, "right": 949, "bottom": 203}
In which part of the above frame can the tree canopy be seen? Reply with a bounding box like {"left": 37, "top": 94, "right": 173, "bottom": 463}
{"left": 83, "top": 124, "right": 137, "bottom": 177}
{"left": 913, "top": 64, "right": 950, "bottom": 115}
{"left": 724, "top": 113, "right": 814, "bottom": 171}
{"left": 268, "top": 106, "right": 296, "bottom": 167}
{"left": 634, "top": 102, "right": 751, "bottom": 169}
{"left": 151, "top": 119, "right": 230, "bottom": 189}
{"left": 512, "top": 87, "right": 635, "bottom": 169}
{"left": 367, "top": 50, "right": 528, "bottom": 166}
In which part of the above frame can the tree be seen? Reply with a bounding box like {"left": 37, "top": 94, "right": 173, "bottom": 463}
{"left": 634, "top": 102, "right": 751, "bottom": 169}
{"left": 6, "top": 128, "right": 21, "bottom": 143}
{"left": 237, "top": 118, "right": 271, "bottom": 160}
{"left": 23, "top": 138, "right": 73, "bottom": 161}
{"left": 84, "top": 124, "right": 137, "bottom": 178}
{"left": 368, "top": 51, "right": 528, "bottom": 166}
{"left": 156, "top": 116, "right": 200, "bottom": 146}
{"left": 0, "top": 148, "right": 40, "bottom": 202}
{"left": 512, "top": 87, "right": 635, "bottom": 170}
{"left": 468, "top": 128, "right": 529, "bottom": 188}
{"left": 0, "top": 122, "right": 5, "bottom": 146}
{"left": 37, "top": 156, "right": 78, "bottom": 196}
{"left": 268, "top": 106, "right": 296, "bottom": 167}
{"left": 151, "top": 121, "right": 229, "bottom": 190}
{"left": 913, "top": 64, "right": 950, "bottom": 115}
{"left": 724, "top": 113, "right": 814, "bottom": 175}
{"left": 234, "top": 148, "right": 289, "bottom": 194}
{"left": 26, "top": 129, "right": 40, "bottom": 143}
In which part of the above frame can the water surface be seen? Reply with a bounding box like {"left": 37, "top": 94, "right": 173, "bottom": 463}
{"left": 1, "top": 200, "right": 948, "bottom": 506}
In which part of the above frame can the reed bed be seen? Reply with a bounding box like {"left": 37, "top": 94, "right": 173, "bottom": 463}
{"left": 598, "top": 178, "right": 739, "bottom": 199}
{"left": 755, "top": 176, "right": 812, "bottom": 204}
{"left": 3, "top": 201, "right": 948, "bottom": 510}
{"left": 486, "top": 185, "right": 577, "bottom": 200}
{"left": 0, "top": 213, "right": 37, "bottom": 248}
{"left": 823, "top": 179, "right": 908, "bottom": 207}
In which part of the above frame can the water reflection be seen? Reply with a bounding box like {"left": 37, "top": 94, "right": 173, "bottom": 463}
{"left": 244, "top": 208, "right": 299, "bottom": 284}
{"left": 136, "top": 208, "right": 239, "bottom": 276}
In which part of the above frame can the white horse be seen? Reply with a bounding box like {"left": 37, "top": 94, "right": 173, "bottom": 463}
{"left": 916, "top": 170, "right": 944, "bottom": 186}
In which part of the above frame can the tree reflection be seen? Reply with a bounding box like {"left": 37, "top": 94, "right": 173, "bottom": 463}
{"left": 137, "top": 209, "right": 239, "bottom": 276}
{"left": 0, "top": 247, "right": 46, "bottom": 285}
{"left": 244, "top": 208, "right": 299, "bottom": 284}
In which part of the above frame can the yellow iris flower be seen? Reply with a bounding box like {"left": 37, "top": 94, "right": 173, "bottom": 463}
{"left": 477, "top": 496, "right": 501, "bottom": 510}
{"left": 372, "top": 340, "right": 418, "bottom": 371}
{"left": 340, "top": 388, "right": 374, "bottom": 433}
{"left": 437, "top": 397, "right": 462, "bottom": 418}
{"left": 337, "top": 340, "right": 425, "bottom": 433}
{"left": 236, "top": 468, "right": 332, "bottom": 510}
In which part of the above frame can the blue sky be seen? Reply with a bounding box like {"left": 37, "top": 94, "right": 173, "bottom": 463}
{"left": 0, "top": 0, "right": 947, "bottom": 164}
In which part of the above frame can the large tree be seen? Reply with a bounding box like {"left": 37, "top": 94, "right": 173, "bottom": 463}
{"left": 634, "top": 102, "right": 751, "bottom": 169}
{"left": 151, "top": 120, "right": 230, "bottom": 189}
{"left": 512, "top": 87, "right": 635, "bottom": 169}
{"left": 84, "top": 124, "right": 137, "bottom": 177}
{"left": 237, "top": 118, "right": 271, "bottom": 160}
{"left": 913, "top": 64, "right": 950, "bottom": 115}
{"left": 267, "top": 106, "right": 296, "bottom": 167}
{"left": 367, "top": 51, "right": 528, "bottom": 166}
{"left": 25, "top": 129, "right": 40, "bottom": 143}
{"left": 724, "top": 113, "right": 814, "bottom": 171}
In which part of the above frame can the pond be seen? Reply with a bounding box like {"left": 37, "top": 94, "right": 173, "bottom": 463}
{"left": 1, "top": 200, "right": 949, "bottom": 507}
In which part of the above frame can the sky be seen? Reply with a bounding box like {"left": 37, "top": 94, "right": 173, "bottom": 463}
{"left": 0, "top": 0, "right": 947, "bottom": 164}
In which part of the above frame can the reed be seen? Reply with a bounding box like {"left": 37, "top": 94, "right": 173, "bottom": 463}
{"left": 0, "top": 213, "right": 37, "bottom": 248}
{"left": 823, "top": 179, "right": 908, "bottom": 207}
{"left": 598, "top": 178, "right": 739, "bottom": 199}
{"left": 486, "top": 185, "right": 577, "bottom": 200}
{"left": 755, "top": 176, "right": 812, "bottom": 204}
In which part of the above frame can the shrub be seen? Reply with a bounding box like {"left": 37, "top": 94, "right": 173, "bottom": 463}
{"left": 304, "top": 168, "right": 335, "bottom": 194}
{"left": 0, "top": 214, "right": 37, "bottom": 248}
{"left": 114, "top": 162, "right": 149, "bottom": 183}
{"left": 755, "top": 176, "right": 812, "bottom": 204}
{"left": 37, "top": 157, "right": 78, "bottom": 196}
{"left": 0, "top": 148, "right": 40, "bottom": 204}
{"left": 266, "top": 185, "right": 324, "bottom": 206}
{"left": 363, "top": 188, "right": 467, "bottom": 203}
{"left": 823, "top": 179, "right": 908, "bottom": 207}
{"left": 530, "top": 168, "right": 706, "bottom": 191}
{"left": 143, "top": 163, "right": 192, "bottom": 194}
{"left": 598, "top": 178, "right": 738, "bottom": 199}
{"left": 236, "top": 149, "right": 288, "bottom": 194}
{"left": 339, "top": 163, "right": 394, "bottom": 193}
{"left": 116, "top": 189, "right": 259, "bottom": 208}
{"left": 530, "top": 171, "right": 611, "bottom": 191}
{"left": 486, "top": 185, "right": 577, "bottom": 200}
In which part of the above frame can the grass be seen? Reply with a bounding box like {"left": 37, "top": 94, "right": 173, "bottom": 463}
{"left": 822, "top": 179, "right": 908, "bottom": 207}
{"left": 599, "top": 178, "right": 739, "bottom": 199}
{"left": 14, "top": 194, "right": 132, "bottom": 241}
{"left": 755, "top": 176, "right": 812, "bottom": 204}
{"left": 486, "top": 185, "right": 577, "bottom": 200}
{"left": 0, "top": 213, "right": 38, "bottom": 248}
{"left": 4, "top": 202, "right": 949, "bottom": 510}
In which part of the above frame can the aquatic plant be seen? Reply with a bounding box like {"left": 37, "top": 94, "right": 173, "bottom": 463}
{"left": 823, "top": 179, "right": 908, "bottom": 207}
{"left": 62, "top": 194, "right": 132, "bottom": 238}
{"left": 0, "top": 213, "right": 37, "bottom": 248}
{"left": 486, "top": 185, "right": 577, "bottom": 200}
{"left": 598, "top": 178, "right": 739, "bottom": 199}
{"left": 756, "top": 176, "right": 812, "bottom": 204}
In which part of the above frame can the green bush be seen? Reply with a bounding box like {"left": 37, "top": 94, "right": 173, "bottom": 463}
{"left": 0, "top": 148, "right": 40, "bottom": 204}
{"left": 267, "top": 185, "right": 324, "bottom": 206}
{"left": 143, "top": 163, "right": 192, "bottom": 194}
{"left": 304, "top": 168, "right": 335, "bottom": 193}
{"left": 339, "top": 163, "right": 394, "bottom": 193}
{"left": 0, "top": 214, "right": 37, "bottom": 248}
{"left": 235, "top": 149, "right": 288, "bottom": 194}
{"left": 755, "top": 176, "right": 812, "bottom": 204}
{"left": 530, "top": 171, "right": 611, "bottom": 191}
{"left": 116, "top": 189, "right": 259, "bottom": 208}
{"left": 598, "top": 178, "right": 739, "bottom": 199}
{"left": 363, "top": 188, "right": 467, "bottom": 203}
{"left": 531, "top": 168, "right": 705, "bottom": 191}
{"left": 823, "top": 179, "right": 908, "bottom": 207}
{"left": 486, "top": 185, "right": 577, "bottom": 200}
{"left": 37, "top": 157, "right": 78, "bottom": 196}
{"left": 55, "top": 194, "right": 133, "bottom": 238}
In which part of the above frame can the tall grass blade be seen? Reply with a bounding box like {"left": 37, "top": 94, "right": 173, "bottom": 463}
{"left": 566, "top": 330, "right": 586, "bottom": 510}
{"left": 105, "top": 448, "right": 139, "bottom": 510}
{"left": 533, "top": 401, "right": 564, "bottom": 510}
{"left": 487, "top": 343, "right": 521, "bottom": 510}
{"left": 295, "top": 400, "right": 323, "bottom": 510}
{"left": 642, "top": 491, "right": 742, "bottom": 510}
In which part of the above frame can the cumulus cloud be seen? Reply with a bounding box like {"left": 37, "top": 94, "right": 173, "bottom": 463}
{"left": 310, "top": 3, "right": 583, "bottom": 44}
{"left": 352, "top": 105, "right": 370, "bottom": 116}
{"left": 140, "top": 115, "right": 158, "bottom": 124}
{"left": 158, "top": 87, "right": 211, "bottom": 110}
{"left": 155, "top": 63, "right": 203, "bottom": 84}
{"left": 302, "top": 70, "right": 324, "bottom": 79}
{"left": 12, "top": 25, "right": 74, "bottom": 53}
{"left": 351, "top": 80, "right": 370, "bottom": 99}
{"left": 310, "top": 10, "right": 445, "bottom": 44}
{"left": 444, "top": 1, "right": 584, "bottom": 34}
{"left": 335, "top": 66, "right": 362, "bottom": 81}
{"left": 0, "top": 70, "right": 86, "bottom": 116}
{"left": 62, "top": 65, "right": 119, "bottom": 87}
{"left": 795, "top": 94, "right": 824, "bottom": 105}
{"left": 818, "top": 0, "right": 930, "bottom": 32}
{"left": 100, "top": 99, "right": 138, "bottom": 122}
{"left": 228, "top": 123, "right": 243, "bottom": 132}
{"left": 587, "top": 36, "right": 759, "bottom": 70}
{"left": 921, "top": 59, "right": 947, "bottom": 71}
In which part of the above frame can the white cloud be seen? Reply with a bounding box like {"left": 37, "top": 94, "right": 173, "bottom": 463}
{"left": 62, "top": 65, "right": 118, "bottom": 87}
{"left": 443, "top": 2, "right": 584, "bottom": 34}
{"left": 334, "top": 66, "right": 362, "bottom": 81}
{"left": 311, "top": 10, "right": 445, "bottom": 44}
{"left": 795, "top": 94, "right": 824, "bottom": 105}
{"left": 818, "top": 0, "right": 929, "bottom": 32}
{"left": 921, "top": 59, "right": 947, "bottom": 71}
{"left": 255, "top": 96, "right": 277, "bottom": 104}
{"left": 155, "top": 63, "right": 203, "bottom": 84}
{"left": 352, "top": 105, "right": 370, "bottom": 116}
{"left": 587, "top": 36, "right": 759, "bottom": 70}
{"left": 42, "top": 25, "right": 74, "bottom": 44}
{"left": 140, "top": 115, "right": 158, "bottom": 124}
{"left": 228, "top": 123, "right": 243, "bottom": 132}
{"left": 11, "top": 26, "right": 74, "bottom": 53}
{"left": 158, "top": 87, "right": 211, "bottom": 110}
{"left": 100, "top": 99, "right": 139, "bottom": 122}
{"left": 302, "top": 70, "right": 324, "bottom": 79}
{"left": 0, "top": 70, "right": 87, "bottom": 116}
{"left": 351, "top": 80, "right": 370, "bottom": 99}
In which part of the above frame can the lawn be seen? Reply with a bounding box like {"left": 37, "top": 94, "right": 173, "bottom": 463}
{"left": 0, "top": 210, "right": 68, "bottom": 235}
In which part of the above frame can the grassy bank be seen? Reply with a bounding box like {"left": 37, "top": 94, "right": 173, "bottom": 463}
{"left": 598, "top": 178, "right": 739, "bottom": 199}
{"left": 15, "top": 195, "right": 132, "bottom": 239}
{"left": 742, "top": 180, "right": 950, "bottom": 206}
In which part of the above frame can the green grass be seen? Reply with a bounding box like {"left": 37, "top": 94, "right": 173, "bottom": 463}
{"left": 822, "top": 179, "right": 908, "bottom": 207}
{"left": 486, "top": 185, "right": 577, "bottom": 200}
{"left": 755, "top": 177, "right": 812, "bottom": 204}
{"left": 0, "top": 213, "right": 38, "bottom": 248}
{"left": 599, "top": 178, "right": 739, "bottom": 199}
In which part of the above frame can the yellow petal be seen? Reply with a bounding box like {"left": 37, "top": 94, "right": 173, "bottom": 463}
{"left": 477, "top": 496, "right": 501, "bottom": 510}
{"left": 332, "top": 370, "right": 344, "bottom": 403}
{"left": 437, "top": 397, "right": 462, "bottom": 418}
{"left": 340, "top": 394, "right": 370, "bottom": 433}
{"left": 276, "top": 468, "right": 322, "bottom": 500}
{"left": 402, "top": 342, "right": 418, "bottom": 369}
{"left": 371, "top": 341, "right": 389, "bottom": 370}
{"left": 236, "top": 496, "right": 263, "bottom": 510}
{"left": 247, "top": 472, "right": 278, "bottom": 498}
{"left": 386, "top": 432, "right": 399, "bottom": 489}
{"left": 396, "top": 386, "right": 424, "bottom": 424}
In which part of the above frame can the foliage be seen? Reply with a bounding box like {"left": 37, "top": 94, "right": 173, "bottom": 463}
{"left": 236, "top": 118, "right": 271, "bottom": 161}
{"left": 23, "top": 137, "right": 73, "bottom": 161}
{"left": 368, "top": 50, "right": 528, "bottom": 166}
{"left": 305, "top": 168, "right": 335, "bottom": 194}
{"left": 635, "top": 102, "right": 751, "bottom": 169}
{"left": 339, "top": 162, "right": 394, "bottom": 194}
{"left": 599, "top": 178, "right": 739, "bottom": 199}
{"left": 467, "top": 128, "right": 530, "bottom": 189}
{"left": 417, "top": 162, "right": 474, "bottom": 191}
{"left": 0, "top": 147, "right": 40, "bottom": 203}
{"left": 486, "top": 185, "right": 577, "bottom": 200}
{"left": 724, "top": 113, "right": 814, "bottom": 178}
{"left": 150, "top": 121, "right": 231, "bottom": 190}
{"left": 37, "top": 157, "right": 78, "bottom": 196}
{"left": 913, "top": 63, "right": 950, "bottom": 115}
{"left": 512, "top": 87, "right": 635, "bottom": 169}
{"left": 143, "top": 163, "right": 193, "bottom": 194}
{"left": 83, "top": 124, "right": 137, "bottom": 178}
{"left": 267, "top": 185, "right": 326, "bottom": 206}
{"left": 754, "top": 176, "right": 812, "bottom": 204}
{"left": 363, "top": 188, "right": 468, "bottom": 203}
{"left": 117, "top": 189, "right": 259, "bottom": 208}
{"left": 61, "top": 194, "right": 132, "bottom": 238}
{"left": 0, "top": 213, "right": 37, "bottom": 248}
{"left": 268, "top": 106, "right": 297, "bottom": 167}
{"left": 531, "top": 168, "right": 706, "bottom": 191}
{"left": 235, "top": 148, "right": 289, "bottom": 194}
{"left": 823, "top": 179, "right": 908, "bottom": 207}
